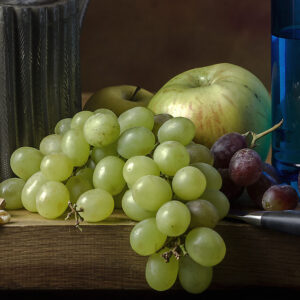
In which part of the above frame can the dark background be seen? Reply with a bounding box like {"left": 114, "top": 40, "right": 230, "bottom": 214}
{"left": 80, "top": 0, "right": 271, "bottom": 94}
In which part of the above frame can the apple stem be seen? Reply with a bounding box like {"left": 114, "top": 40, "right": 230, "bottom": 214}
{"left": 130, "top": 86, "right": 141, "bottom": 101}
{"left": 243, "top": 119, "right": 283, "bottom": 149}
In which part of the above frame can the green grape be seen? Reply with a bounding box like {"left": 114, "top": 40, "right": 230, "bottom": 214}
{"left": 66, "top": 175, "right": 93, "bottom": 204}
{"left": 172, "top": 166, "right": 206, "bottom": 201}
{"left": 123, "top": 156, "right": 160, "bottom": 187}
{"left": 153, "top": 141, "right": 190, "bottom": 176}
{"left": 192, "top": 162, "right": 222, "bottom": 190}
{"left": 0, "top": 178, "right": 25, "bottom": 210}
{"left": 186, "top": 199, "right": 219, "bottom": 229}
{"left": 158, "top": 117, "right": 195, "bottom": 146}
{"left": 86, "top": 158, "right": 96, "bottom": 170}
{"left": 76, "top": 188, "right": 114, "bottom": 222}
{"left": 156, "top": 200, "right": 191, "bottom": 236}
{"left": 10, "top": 147, "right": 44, "bottom": 180}
{"left": 70, "top": 110, "right": 94, "bottom": 130}
{"left": 130, "top": 217, "right": 167, "bottom": 256}
{"left": 152, "top": 113, "right": 173, "bottom": 136}
{"left": 122, "top": 190, "right": 155, "bottom": 221}
{"left": 118, "top": 106, "right": 154, "bottom": 133}
{"left": 21, "top": 171, "right": 48, "bottom": 212}
{"left": 36, "top": 181, "right": 69, "bottom": 219}
{"left": 91, "top": 142, "right": 118, "bottom": 164}
{"left": 83, "top": 112, "right": 120, "bottom": 147}
{"left": 179, "top": 255, "right": 213, "bottom": 294}
{"left": 200, "top": 190, "right": 230, "bottom": 220}
{"left": 132, "top": 175, "right": 172, "bottom": 212}
{"left": 145, "top": 248, "right": 179, "bottom": 291}
{"left": 117, "top": 127, "right": 155, "bottom": 159}
{"left": 40, "top": 153, "right": 73, "bottom": 181}
{"left": 113, "top": 186, "right": 128, "bottom": 209}
{"left": 185, "top": 227, "right": 226, "bottom": 267}
{"left": 61, "top": 129, "right": 90, "bottom": 167}
{"left": 93, "top": 156, "right": 126, "bottom": 195}
{"left": 94, "top": 108, "right": 117, "bottom": 118}
{"left": 39, "top": 134, "right": 62, "bottom": 155}
{"left": 186, "top": 143, "right": 214, "bottom": 165}
{"left": 54, "top": 118, "right": 72, "bottom": 135}
{"left": 75, "top": 167, "right": 94, "bottom": 185}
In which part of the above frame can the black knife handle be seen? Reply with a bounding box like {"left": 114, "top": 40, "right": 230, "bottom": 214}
{"left": 261, "top": 210, "right": 300, "bottom": 236}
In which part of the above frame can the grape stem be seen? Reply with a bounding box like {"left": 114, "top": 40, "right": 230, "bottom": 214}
{"left": 65, "top": 201, "right": 84, "bottom": 232}
{"left": 0, "top": 198, "right": 6, "bottom": 210}
{"left": 160, "top": 173, "right": 172, "bottom": 185}
{"left": 243, "top": 119, "right": 284, "bottom": 149}
{"left": 161, "top": 236, "right": 187, "bottom": 262}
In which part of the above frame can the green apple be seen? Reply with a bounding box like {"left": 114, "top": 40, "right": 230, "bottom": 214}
{"left": 148, "top": 63, "right": 271, "bottom": 161}
{"left": 84, "top": 85, "right": 154, "bottom": 116}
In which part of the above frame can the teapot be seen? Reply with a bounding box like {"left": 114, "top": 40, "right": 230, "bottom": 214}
{"left": 0, "top": 0, "right": 90, "bottom": 180}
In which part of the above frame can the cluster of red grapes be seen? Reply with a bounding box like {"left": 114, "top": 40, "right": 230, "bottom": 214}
{"left": 210, "top": 132, "right": 299, "bottom": 211}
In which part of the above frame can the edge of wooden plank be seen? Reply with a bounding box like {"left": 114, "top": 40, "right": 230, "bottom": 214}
{"left": 3, "top": 209, "right": 250, "bottom": 229}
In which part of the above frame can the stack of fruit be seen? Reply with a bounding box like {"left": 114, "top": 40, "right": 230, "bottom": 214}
{"left": 0, "top": 63, "right": 299, "bottom": 294}
{"left": 210, "top": 128, "right": 299, "bottom": 211}
{"left": 0, "top": 103, "right": 229, "bottom": 294}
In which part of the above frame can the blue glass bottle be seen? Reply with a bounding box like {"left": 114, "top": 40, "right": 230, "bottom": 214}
{"left": 271, "top": 0, "right": 300, "bottom": 189}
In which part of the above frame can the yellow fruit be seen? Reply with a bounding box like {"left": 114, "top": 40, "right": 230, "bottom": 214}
{"left": 84, "top": 85, "right": 154, "bottom": 116}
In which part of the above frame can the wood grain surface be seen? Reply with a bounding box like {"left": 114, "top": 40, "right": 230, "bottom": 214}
{"left": 1, "top": 209, "right": 300, "bottom": 290}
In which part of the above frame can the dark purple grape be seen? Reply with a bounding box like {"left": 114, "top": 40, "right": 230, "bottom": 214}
{"left": 263, "top": 162, "right": 281, "bottom": 184}
{"left": 247, "top": 172, "right": 278, "bottom": 208}
{"left": 211, "top": 132, "right": 247, "bottom": 169}
{"left": 262, "top": 185, "right": 299, "bottom": 211}
{"left": 229, "top": 148, "right": 263, "bottom": 186}
{"left": 218, "top": 168, "right": 244, "bottom": 201}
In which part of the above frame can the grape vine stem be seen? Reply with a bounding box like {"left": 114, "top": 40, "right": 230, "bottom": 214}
{"left": 243, "top": 118, "right": 283, "bottom": 149}
{"left": 65, "top": 201, "right": 84, "bottom": 231}
{"left": 161, "top": 236, "right": 187, "bottom": 263}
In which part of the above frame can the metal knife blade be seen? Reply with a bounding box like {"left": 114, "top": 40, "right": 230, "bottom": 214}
{"left": 226, "top": 209, "right": 300, "bottom": 236}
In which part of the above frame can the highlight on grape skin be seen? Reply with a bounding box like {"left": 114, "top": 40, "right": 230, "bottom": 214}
{"left": 83, "top": 112, "right": 120, "bottom": 147}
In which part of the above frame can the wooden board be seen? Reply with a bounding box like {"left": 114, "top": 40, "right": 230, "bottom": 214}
{"left": 1, "top": 209, "right": 300, "bottom": 291}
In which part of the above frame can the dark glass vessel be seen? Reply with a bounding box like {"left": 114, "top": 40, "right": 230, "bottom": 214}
{"left": 271, "top": 0, "right": 300, "bottom": 190}
{"left": 0, "top": 0, "right": 89, "bottom": 181}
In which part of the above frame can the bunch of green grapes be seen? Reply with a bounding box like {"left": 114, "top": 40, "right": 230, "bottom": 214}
{"left": 117, "top": 110, "right": 230, "bottom": 294}
{"left": 0, "top": 105, "right": 230, "bottom": 294}
{"left": 0, "top": 109, "right": 124, "bottom": 222}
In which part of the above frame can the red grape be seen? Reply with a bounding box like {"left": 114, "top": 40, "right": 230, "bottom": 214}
{"left": 247, "top": 172, "right": 278, "bottom": 208}
{"left": 218, "top": 168, "right": 244, "bottom": 202}
{"left": 229, "top": 148, "right": 263, "bottom": 186}
{"left": 262, "top": 185, "right": 299, "bottom": 211}
{"left": 210, "top": 133, "right": 247, "bottom": 169}
{"left": 263, "top": 162, "right": 281, "bottom": 184}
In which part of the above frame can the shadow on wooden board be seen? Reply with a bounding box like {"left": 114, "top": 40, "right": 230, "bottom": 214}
{"left": 1, "top": 288, "right": 300, "bottom": 300}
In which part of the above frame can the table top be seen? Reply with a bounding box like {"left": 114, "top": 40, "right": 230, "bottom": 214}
{"left": 1, "top": 208, "right": 300, "bottom": 291}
